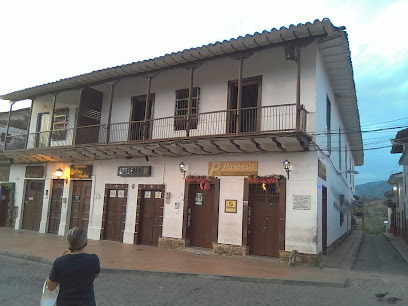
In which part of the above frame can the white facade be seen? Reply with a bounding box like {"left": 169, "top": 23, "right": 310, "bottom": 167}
{"left": 2, "top": 19, "right": 362, "bottom": 258}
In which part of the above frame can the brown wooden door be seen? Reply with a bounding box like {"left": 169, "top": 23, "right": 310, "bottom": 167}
{"left": 248, "top": 184, "right": 282, "bottom": 257}
{"left": 48, "top": 180, "right": 64, "bottom": 234}
{"left": 104, "top": 188, "right": 127, "bottom": 242}
{"left": 0, "top": 186, "right": 10, "bottom": 227}
{"left": 322, "top": 186, "right": 328, "bottom": 255}
{"left": 187, "top": 184, "right": 216, "bottom": 249}
{"left": 139, "top": 190, "right": 163, "bottom": 245}
{"left": 70, "top": 181, "right": 91, "bottom": 229}
{"left": 22, "top": 180, "right": 44, "bottom": 231}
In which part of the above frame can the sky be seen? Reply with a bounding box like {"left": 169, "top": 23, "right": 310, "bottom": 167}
{"left": 0, "top": 0, "right": 407, "bottom": 185}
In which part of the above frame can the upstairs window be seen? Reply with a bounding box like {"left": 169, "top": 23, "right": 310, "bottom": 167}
{"left": 174, "top": 88, "right": 200, "bottom": 131}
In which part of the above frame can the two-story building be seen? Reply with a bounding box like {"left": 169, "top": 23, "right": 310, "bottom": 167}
{"left": 0, "top": 18, "right": 363, "bottom": 262}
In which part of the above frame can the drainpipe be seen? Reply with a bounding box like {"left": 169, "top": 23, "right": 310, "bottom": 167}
{"left": 143, "top": 77, "right": 152, "bottom": 142}
{"left": 295, "top": 47, "right": 301, "bottom": 132}
{"left": 106, "top": 81, "right": 117, "bottom": 144}
{"left": 24, "top": 99, "right": 34, "bottom": 149}
{"left": 186, "top": 68, "right": 194, "bottom": 138}
{"left": 3, "top": 101, "right": 15, "bottom": 151}
{"left": 236, "top": 57, "right": 243, "bottom": 135}
{"left": 47, "top": 95, "right": 57, "bottom": 147}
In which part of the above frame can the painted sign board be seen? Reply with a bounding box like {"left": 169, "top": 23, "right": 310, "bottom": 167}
{"left": 70, "top": 165, "right": 93, "bottom": 179}
{"left": 225, "top": 199, "right": 237, "bottom": 213}
{"left": 208, "top": 161, "right": 257, "bottom": 176}
{"left": 117, "top": 166, "right": 151, "bottom": 177}
{"left": 25, "top": 166, "right": 44, "bottom": 178}
{"left": 293, "top": 195, "right": 311, "bottom": 210}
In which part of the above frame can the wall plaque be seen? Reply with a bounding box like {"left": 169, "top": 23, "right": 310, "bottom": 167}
{"left": 293, "top": 195, "right": 311, "bottom": 210}
{"left": 70, "top": 165, "right": 93, "bottom": 179}
{"left": 117, "top": 166, "right": 151, "bottom": 177}
{"left": 0, "top": 164, "right": 10, "bottom": 181}
{"left": 208, "top": 161, "right": 258, "bottom": 176}
{"left": 225, "top": 199, "right": 237, "bottom": 213}
{"left": 25, "top": 166, "right": 44, "bottom": 178}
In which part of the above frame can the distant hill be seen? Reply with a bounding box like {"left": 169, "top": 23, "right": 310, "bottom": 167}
{"left": 355, "top": 181, "right": 392, "bottom": 200}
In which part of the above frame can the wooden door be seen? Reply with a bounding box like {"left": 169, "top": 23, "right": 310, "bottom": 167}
{"left": 187, "top": 184, "right": 216, "bottom": 249}
{"left": 22, "top": 180, "right": 44, "bottom": 231}
{"left": 70, "top": 181, "right": 92, "bottom": 229}
{"left": 48, "top": 180, "right": 64, "bottom": 234}
{"left": 129, "top": 95, "right": 154, "bottom": 141}
{"left": 248, "top": 184, "right": 281, "bottom": 257}
{"left": 75, "top": 88, "right": 103, "bottom": 145}
{"left": 104, "top": 188, "right": 127, "bottom": 242}
{"left": 139, "top": 190, "right": 163, "bottom": 245}
{"left": 0, "top": 186, "right": 10, "bottom": 227}
{"left": 36, "top": 113, "right": 50, "bottom": 148}
{"left": 322, "top": 186, "right": 328, "bottom": 255}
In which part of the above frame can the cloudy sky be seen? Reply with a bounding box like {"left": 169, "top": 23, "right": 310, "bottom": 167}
{"left": 0, "top": 0, "right": 407, "bottom": 184}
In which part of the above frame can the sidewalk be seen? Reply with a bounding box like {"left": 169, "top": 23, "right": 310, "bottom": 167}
{"left": 0, "top": 228, "right": 362, "bottom": 287}
{"left": 383, "top": 232, "right": 408, "bottom": 264}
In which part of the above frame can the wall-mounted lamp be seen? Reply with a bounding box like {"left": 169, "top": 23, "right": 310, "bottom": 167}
{"left": 179, "top": 162, "right": 187, "bottom": 179}
{"left": 55, "top": 167, "right": 68, "bottom": 183}
{"left": 393, "top": 186, "right": 398, "bottom": 191}
{"left": 283, "top": 159, "right": 291, "bottom": 180}
{"left": 339, "top": 169, "right": 359, "bottom": 175}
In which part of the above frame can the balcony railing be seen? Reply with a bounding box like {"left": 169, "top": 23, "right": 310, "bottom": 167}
{"left": 4, "top": 104, "right": 307, "bottom": 151}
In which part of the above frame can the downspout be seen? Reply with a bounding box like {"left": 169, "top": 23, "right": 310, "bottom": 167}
{"left": 236, "top": 57, "right": 244, "bottom": 135}
{"left": 295, "top": 47, "right": 301, "bottom": 132}
{"left": 106, "top": 81, "right": 117, "bottom": 144}
{"left": 24, "top": 99, "right": 34, "bottom": 149}
{"left": 186, "top": 68, "right": 194, "bottom": 138}
{"left": 47, "top": 95, "right": 57, "bottom": 147}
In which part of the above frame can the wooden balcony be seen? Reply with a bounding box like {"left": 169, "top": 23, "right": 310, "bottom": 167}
{"left": 2, "top": 104, "right": 310, "bottom": 163}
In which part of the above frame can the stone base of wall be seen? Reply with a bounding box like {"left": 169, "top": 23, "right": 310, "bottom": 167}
{"left": 212, "top": 243, "right": 248, "bottom": 256}
{"left": 279, "top": 250, "right": 322, "bottom": 266}
{"left": 327, "top": 231, "right": 350, "bottom": 256}
{"left": 158, "top": 237, "right": 186, "bottom": 250}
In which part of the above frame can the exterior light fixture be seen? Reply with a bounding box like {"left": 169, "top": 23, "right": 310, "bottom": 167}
{"left": 179, "top": 162, "right": 187, "bottom": 178}
{"left": 55, "top": 168, "right": 63, "bottom": 179}
{"left": 347, "top": 169, "right": 359, "bottom": 175}
{"left": 283, "top": 159, "right": 291, "bottom": 180}
{"left": 393, "top": 186, "right": 398, "bottom": 191}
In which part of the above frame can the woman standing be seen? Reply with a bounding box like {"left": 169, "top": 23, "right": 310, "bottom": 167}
{"left": 47, "top": 227, "right": 100, "bottom": 305}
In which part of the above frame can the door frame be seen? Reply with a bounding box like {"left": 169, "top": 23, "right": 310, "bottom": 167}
{"left": 100, "top": 183, "right": 128, "bottom": 242}
{"left": 182, "top": 179, "right": 220, "bottom": 247}
{"left": 134, "top": 183, "right": 165, "bottom": 245}
{"left": 322, "top": 185, "right": 328, "bottom": 255}
{"left": 242, "top": 178, "right": 286, "bottom": 256}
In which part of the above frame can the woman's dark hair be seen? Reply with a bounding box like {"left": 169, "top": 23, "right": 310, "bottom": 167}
{"left": 66, "top": 227, "right": 88, "bottom": 252}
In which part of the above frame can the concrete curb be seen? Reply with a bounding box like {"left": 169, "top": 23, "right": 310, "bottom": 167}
{"left": 383, "top": 234, "right": 408, "bottom": 264}
{"left": 0, "top": 250, "right": 346, "bottom": 288}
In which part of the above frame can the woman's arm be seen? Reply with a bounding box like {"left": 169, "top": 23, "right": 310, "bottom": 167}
{"left": 47, "top": 278, "right": 58, "bottom": 291}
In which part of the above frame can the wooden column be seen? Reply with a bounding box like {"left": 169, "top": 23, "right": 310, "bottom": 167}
{"left": 236, "top": 57, "right": 244, "bottom": 135}
{"left": 106, "top": 82, "right": 117, "bottom": 144}
{"left": 186, "top": 68, "right": 194, "bottom": 138}
{"left": 72, "top": 89, "right": 83, "bottom": 146}
{"left": 143, "top": 77, "right": 152, "bottom": 142}
{"left": 3, "top": 101, "right": 15, "bottom": 151}
{"left": 47, "top": 95, "right": 57, "bottom": 147}
{"left": 295, "top": 48, "right": 301, "bottom": 132}
{"left": 24, "top": 99, "right": 35, "bottom": 148}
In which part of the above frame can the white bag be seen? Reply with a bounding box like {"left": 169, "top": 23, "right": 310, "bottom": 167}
{"left": 40, "top": 278, "right": 59, "bottom": 306}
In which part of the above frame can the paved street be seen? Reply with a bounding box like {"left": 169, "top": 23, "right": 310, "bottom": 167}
{"left": 0, "top": 255, "right": 396, "bottom": 306}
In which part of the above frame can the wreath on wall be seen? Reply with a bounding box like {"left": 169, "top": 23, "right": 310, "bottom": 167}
{"left": 248, "top": 175, "right": 284, "bottom": 191}
{"left": 1, "top": 183, "right": 16, "bottom": 227}
{"left": 185, "top": 175, "right": 215, "bottom": 191}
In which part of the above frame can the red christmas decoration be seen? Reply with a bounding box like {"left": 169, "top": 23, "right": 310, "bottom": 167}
{"left": 186, "top": 175, "right": 212, "bottom": 191}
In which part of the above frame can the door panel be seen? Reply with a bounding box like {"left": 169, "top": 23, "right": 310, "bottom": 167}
{"left": 70, "top": 181, "right": 92, "bottom": 229}
{"left": 187, "top": 184, "right": 215, "bottom": 249}
{"left": 104, "top": 188, "right": 127, "bottom": 242}
{"left": 139, "top": 190, "right": 163, "bottom": 245}
{"left": 22, "top": 180, "right": 44, "bottom": 231}
{"left": 48, "top": 180, "right": 64, "bottom": 233}
{"left": 248, "top": 184, "right": 281, "bottom": 257}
